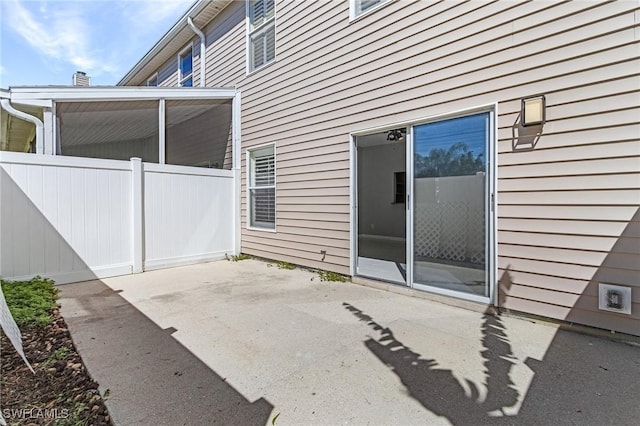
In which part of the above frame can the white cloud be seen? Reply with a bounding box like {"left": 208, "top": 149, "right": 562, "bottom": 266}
{"left": 1, "top": 0, "right": 193, "bottom": 85}
{"left": 137, "top": 0, "right": 193, "bottom": 23}
{"left": 3, "top": 0, "right": 118, "bottom": 76}
{"left": 118, "top": 0, "right": 193, "bottom": 31}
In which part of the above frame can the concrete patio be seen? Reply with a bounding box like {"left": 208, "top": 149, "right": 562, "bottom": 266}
{"left": 59, "top": 259, "right": 640, "bottom": 425}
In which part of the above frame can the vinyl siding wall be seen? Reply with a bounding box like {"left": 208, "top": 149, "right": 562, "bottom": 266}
{"left": 145, "top": 0, "right": 639, "bottom": 334}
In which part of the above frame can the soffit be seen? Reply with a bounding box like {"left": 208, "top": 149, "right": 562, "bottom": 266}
{"left": 1, "top": 104, "right": 42, "bottom": 152}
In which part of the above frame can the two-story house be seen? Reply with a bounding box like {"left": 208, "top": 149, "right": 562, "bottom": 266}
{"left": 2, "top": 0, "right": 638, "bottom": 336}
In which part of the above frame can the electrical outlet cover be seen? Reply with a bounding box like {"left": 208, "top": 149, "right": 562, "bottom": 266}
{"left": 598, "top": 284, "right": 632, "bottom": 315}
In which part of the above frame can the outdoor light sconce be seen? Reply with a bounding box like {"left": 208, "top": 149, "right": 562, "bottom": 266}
{"left": 521, "top": 95, "right": 546, "bottom": 126}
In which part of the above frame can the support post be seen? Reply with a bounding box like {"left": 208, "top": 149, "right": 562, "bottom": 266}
{"left": 131, "top": 157, "right": 144, "bottom": 273}
{"left": 232, "top": 92, "right": 242, "bottom": 255}
{"left": 159, "top": 99, "right": 166, "bottom": 164}
{"left": 43, "top": 108, "right": 55, "bottom": 155}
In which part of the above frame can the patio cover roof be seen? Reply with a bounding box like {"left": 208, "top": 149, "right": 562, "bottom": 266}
{"left": 1, "top": 86, "right": 238, "bottom": 160}
{"left": 8, "top": 86, "right": 235, "bottom": 104}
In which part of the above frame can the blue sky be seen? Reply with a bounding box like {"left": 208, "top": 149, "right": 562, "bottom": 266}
{"left": 0, "top": 0, "right": 194, "bottom": 87}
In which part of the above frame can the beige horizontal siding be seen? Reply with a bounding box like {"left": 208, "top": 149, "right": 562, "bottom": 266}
{"left": 497, "top": 257, "right": 639, "bottom": 286}
{"left": 498, "top": 157, "right": 640, "bottom": 178}
{"left": 134, "top": 0, "right": 640, "bottom": 334}
{"left": 241, "top": 2, "right": 634, "bottom": 118}
{"left": 498, "top": 218, "right": 636, "bottom": 237}
{"left": 498, "top": 174, "right": 640, "bottom": 192}
{"left": 240, "top": 246, "right": 350, "bottom": 276}
{"left": 203, "top": 0, "right": 245, "bottom": 87}
{"left": 498, "top": 206, "right": 639, "bottom": 222}
{"left": 501, "top": 296, "right": 639, "bottom": 336}
{"left": 498, "top": 231, "right": 639, "bottom": 254}
{"left": 497, "top": 124, "right": 639, "bottom": 153}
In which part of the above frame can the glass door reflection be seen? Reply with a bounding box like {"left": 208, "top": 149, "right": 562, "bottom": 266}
{"left": 412, "top": 113, "right": 489, "bottom": 297}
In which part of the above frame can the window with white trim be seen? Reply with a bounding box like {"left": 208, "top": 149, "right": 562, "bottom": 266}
{"left": 248, "top": 144, "right": 275, "bottom": 229}
{"left": 247, "top": 0, "right": 275, "bottom": 72}
{"left": 350, "top": 0, "right": 389, "bottom": 19}
{"left": 147, "top": 74, "right": 158, "bottom": 87}
{"left": 179, "top": 46, "right": 193, "bottom": 87}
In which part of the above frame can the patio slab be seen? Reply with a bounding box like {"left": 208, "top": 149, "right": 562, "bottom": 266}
{"left": 59, "top": 259, "right": 640, "bottom": 425}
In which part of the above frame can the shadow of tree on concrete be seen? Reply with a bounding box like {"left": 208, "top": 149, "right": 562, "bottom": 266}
{"left": 343, "top": 302, "right": 519, "bottom": 424}
{"left": 344, "top": 298, "right": 640, "bottom": 425}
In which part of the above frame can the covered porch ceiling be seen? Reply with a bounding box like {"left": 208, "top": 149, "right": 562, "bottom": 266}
{"left": 2, "top": 86, "right": 238, "bottom": 163}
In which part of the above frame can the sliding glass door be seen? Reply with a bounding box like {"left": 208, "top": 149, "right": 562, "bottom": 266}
{"left": 410, "top": 112, "right": 492, "bottom": 299}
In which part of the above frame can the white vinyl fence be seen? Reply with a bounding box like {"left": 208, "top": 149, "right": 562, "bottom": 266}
{"left": 0, "top": 152, "right": 236, "bottom": 284}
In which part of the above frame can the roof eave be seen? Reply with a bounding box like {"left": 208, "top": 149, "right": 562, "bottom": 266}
{"left": 117, "top": 0, "right": 230, "bottom": 87}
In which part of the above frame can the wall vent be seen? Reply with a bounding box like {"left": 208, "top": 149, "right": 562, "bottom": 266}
{"left": 598, "top": 284, "right": 632, "bottom": 315}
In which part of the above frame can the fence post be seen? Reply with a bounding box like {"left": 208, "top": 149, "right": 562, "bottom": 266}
{"left": 131, "top": 158, "right": 144, "bottom": 273}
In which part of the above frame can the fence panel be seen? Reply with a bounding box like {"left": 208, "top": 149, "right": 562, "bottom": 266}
{"left": 143, "top": 164, "right": 235, "bottom": 270}
{"left": 0, "top": 153, "right": 133, "bottom": 283}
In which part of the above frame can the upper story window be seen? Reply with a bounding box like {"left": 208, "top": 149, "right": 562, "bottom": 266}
{"left": 179, "top": 46, "right": 193, "bottom": 87}
{"left": 247, "top": 0, "right": 275, "bottom": 72}
{"left": 350, "top": 0, "right": 389, "bottom": 19}
{"left": 147, "top": 74, "right": 158, "bottom": 87}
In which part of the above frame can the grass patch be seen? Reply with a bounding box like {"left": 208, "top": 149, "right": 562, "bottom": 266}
{"left": 276, "top": 261, "right": 296, "bottom": 270}
{"left": 225, "top": 253, "right": 252, "bottom": 262}
{"left": 0, "top": 276, "right": 59, "bottom": 328}
{"left": 315, "top": 270, "right": 347, "bottom": 282}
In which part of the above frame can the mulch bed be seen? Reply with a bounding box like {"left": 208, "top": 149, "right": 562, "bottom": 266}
{"left": 1, "top": 309, "right": 110, "bottom": 425}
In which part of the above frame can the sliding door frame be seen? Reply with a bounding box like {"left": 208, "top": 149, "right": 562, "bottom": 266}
{"left": 408, "top": 104, "right": 497, "bottom": 304}
{"left": 350, "top": 102, "right": 498, "bottom": 305}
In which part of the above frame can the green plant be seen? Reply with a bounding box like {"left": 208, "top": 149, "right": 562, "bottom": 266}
{"left": 43, "top": 346, "right": 71, "bottom": 367}
{"left": 272, "top": 412, "right": 281, "bottom": 425}
{"left": 277, "top": 261, "right": 295, "bottom": 270}
{"left": 52, "top": 346, "right": 71, "bottom": 361}
{"left": 316, "top": 270, "right": 347, "bottom": 282}
{"left": 0, "top": 276, "right": 59, "bottom": 328}
{"left": 225, "top": 253, "right": 251, "bottom": 262}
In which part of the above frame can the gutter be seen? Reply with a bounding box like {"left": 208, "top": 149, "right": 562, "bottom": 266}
{"left": 187, "top": 17, "right": 206, "bottom": 87}
{"left": 0, "top": 98, "right": 44, "bottom": 154}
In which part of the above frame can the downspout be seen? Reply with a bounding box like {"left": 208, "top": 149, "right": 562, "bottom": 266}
{"left": 187, "top": 17, "right": 206, "bottom": 87}
{"left": 0, "top": 99, "right": 44, "bottom": 154}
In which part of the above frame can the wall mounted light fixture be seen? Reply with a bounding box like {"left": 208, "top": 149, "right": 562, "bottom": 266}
{"left": 521, "top": 95, "right": 546, "bottom": 126}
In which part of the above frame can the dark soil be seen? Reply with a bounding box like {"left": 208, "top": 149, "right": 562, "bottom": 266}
{"left": 1, "top": 309, "right": 110, "bottom": 425}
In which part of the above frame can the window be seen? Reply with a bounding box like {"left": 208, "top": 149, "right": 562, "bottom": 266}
{"left": 179, "top": 46, "right": 193, "bottom": 87}
{"left": 147, "top": 74, "right": 158, "bottom": 87}
{"left": 247, "top": 144, "right": 275, "bottom": 230}
{"left": 248, "top": 0, "right": 275, "bottom": 72}
{"left": 350, "top": 0, "right": 389, "bottom": 19}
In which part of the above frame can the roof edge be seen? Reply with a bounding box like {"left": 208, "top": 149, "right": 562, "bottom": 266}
{"left": 118, "top": 0, "right": 215, "bottom": 86}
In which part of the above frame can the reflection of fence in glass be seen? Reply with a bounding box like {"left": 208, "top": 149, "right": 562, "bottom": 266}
{"left": 414, "top": 174, "right": 485, "bottom": 266}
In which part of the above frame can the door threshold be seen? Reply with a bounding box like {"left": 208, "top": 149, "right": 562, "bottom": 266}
{"left": 351, "top": 275, "right": 493, "bottom": 314}
{"left": 356, "top": 257, "right": 406, "bottom": 284}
